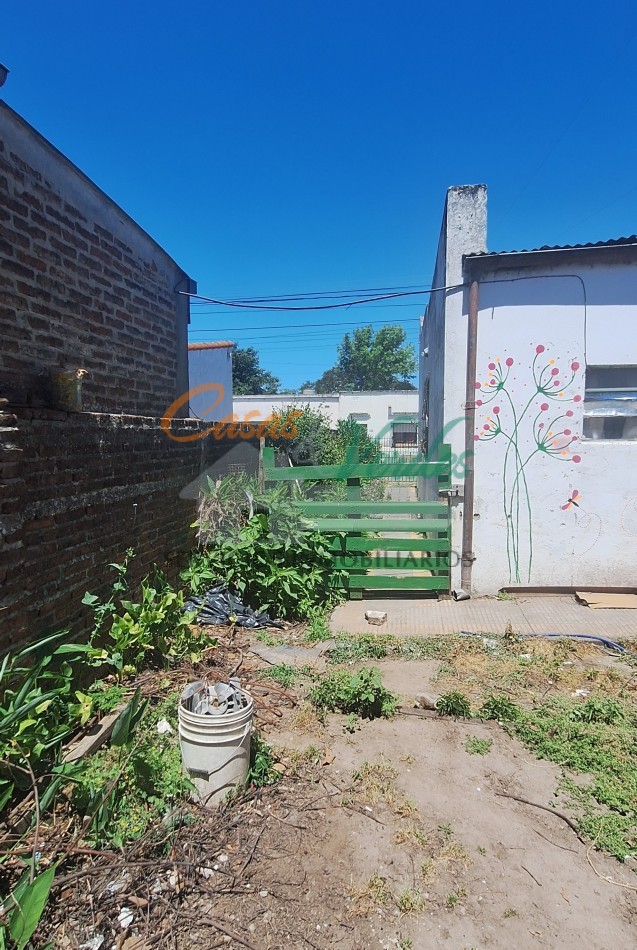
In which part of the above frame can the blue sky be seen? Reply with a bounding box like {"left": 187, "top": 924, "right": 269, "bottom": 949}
{"left": 3, "top": 1, "right": 637, "bottom": 391}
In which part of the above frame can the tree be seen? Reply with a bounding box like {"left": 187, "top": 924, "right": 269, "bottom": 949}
{"left": 314, "top": 325, "right": 417, "bottom": 392}
{"left": 232, "top": 346, "right": 280, "bottom": 395}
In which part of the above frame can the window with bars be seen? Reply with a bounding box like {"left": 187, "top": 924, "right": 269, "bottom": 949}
{"left": 392, "top": 421, "right": 418, "bottom": 447}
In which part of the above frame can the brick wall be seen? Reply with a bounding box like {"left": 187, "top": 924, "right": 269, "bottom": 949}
{"left": 0, "top": 100, "right": 192, "bottom": 416}
{"left": 0, "top": 405, "right": 258, "bottom": 652}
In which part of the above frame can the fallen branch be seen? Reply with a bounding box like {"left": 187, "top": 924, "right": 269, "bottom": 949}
{"left": 495, "top": 791, "right": 583, "bottom": 841}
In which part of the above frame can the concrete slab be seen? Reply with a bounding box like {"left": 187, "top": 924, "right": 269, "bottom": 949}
{"left": 330, "top": 594, "right": 637, "bottom": 639}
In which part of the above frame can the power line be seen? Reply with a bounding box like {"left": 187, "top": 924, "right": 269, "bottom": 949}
{"left": 180, "top": 283, "right": 462, "bottom": 312}
{"left": 188, "top": 315, "right": 422, "bottom": 334}
{"left": 188, "top": 282, "right": 431, "bottom": 304}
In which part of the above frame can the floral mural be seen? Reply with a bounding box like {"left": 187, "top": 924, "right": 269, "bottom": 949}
{"left": 474, "top": 345, "right": 583, "bottom": 583}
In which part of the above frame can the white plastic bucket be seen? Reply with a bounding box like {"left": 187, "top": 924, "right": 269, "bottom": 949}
{"left": 178, "top": 689, "right": 253, "bottom": 807}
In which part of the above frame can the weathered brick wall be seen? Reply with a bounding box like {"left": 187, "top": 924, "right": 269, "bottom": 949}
{"left": 0, "top": 406, "right": 258, "bottom": 652}
{"left": 0, "top": 100, "right": 191, "bottom": 415}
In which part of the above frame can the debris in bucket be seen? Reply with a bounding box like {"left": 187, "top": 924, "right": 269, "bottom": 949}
{"left": 180, "top": 678, "right": 249, "bottom": 716}
{"left": 183, "top": 581, "right": 284, "bottom": 628}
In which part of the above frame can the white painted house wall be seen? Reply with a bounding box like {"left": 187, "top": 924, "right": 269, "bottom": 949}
{"left": 233, "top": 391, "right": 418, "bottom": 442}
{"left": 420, "top": 185, "right": 637, "bottom": 593}
{"left": 470, "top": 260, "right": 637, "bottom": 593}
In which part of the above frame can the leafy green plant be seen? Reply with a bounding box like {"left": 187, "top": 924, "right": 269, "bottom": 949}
{"left": 464, "top": 737, "right": 493, "bottom": 756}
{"left": 304, "top": 608, "right": 334, "bottom": 642}
{"left": 3, "top": 865, "right": 56, "bottom": 950}
{"left": 0, "top": 631, "right": 92, "bottom": 815}
{"left": 71, "top": 690, "right": 189, "bottom": 847}
{"left": 436, "top": 692, "right": 471, "bottom": 718}
{"left": 83, "top": 563, "right": 203, "bottom": 673}
{"left": 247, "top": 733, "right": 281, "bottom": 788}
{"left": 479, "top": 694, "right": 519, "bottom": 722}
{"left": 309, "top": 667, "right": 398, "bottom": 719}
{"left": 193, "top": 486, "right": 342, "bottom": 618}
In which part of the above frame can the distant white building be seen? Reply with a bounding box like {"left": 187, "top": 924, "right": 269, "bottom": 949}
{"left": 233, "top": 390, "right": 419, "bottom": 450}
{"left": 188, "top": 341, "right": 234, "bottom": 421}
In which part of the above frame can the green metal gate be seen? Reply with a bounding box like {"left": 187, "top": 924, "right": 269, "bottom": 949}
{"left": 262, "top": 444, "right": 452, "bottom": 597}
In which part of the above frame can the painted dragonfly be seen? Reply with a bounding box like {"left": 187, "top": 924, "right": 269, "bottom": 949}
{"left": 561, "top": 490, "right": 581, "bottom": 511}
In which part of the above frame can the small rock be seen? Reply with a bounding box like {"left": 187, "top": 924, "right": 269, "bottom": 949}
{"left": 414, "top": 692, "right": 437, "bottom": 710}
{"left": 623, "top": 854, "right": 637, "bottom": 867}
{"left": 365, "top": 610, "right": 387, "bottom": 625}
{"left": 571, "top": 689, "right": 590, "bottom": 698}
{"left": 259, "top": 889, "right": 269, "bottom": 897}
{"left": 156, "top": 718, "right": 173, "bottom": 735}
{"left": 272, "top": 762, "right": 287, "bottom": 774}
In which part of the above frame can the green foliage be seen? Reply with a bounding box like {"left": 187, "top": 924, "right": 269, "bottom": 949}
{"left": 309, "top": 667, "right": 398, "bottom": 719}
{"left": 86, "top": 680, "right": 126, "bottom": 714}
{"left": 247, "top": 733, "right": 281, "bottom": 788}
{"left": 464, "top": 737, "right": 493, "bottom": 756}
{"left": 261, "top": 664, "right": 297, "bottom": 688}
{"left": 479, "top": 694, "right": 520, "bottom": 722}
{"left": 191, "top": 480, "right": 342, "bottom": 619}
{"left": 436, "top": 692, "right": 472, "bottom": 718}
{"left": 0, "top": 632, "right": 92, "bottom": 815}
{"left": 84, "top": 562, "right": 205, "bottom": 672}
{"left": 304, "top": 609, "right": 334, "bottom": 643}
{"left": 513, "top": 697, "right": 637, "bottom": 859}
{"left": 232, "top": 345, "right": 280, "bottom": 395}
{"left": 5, "top": 865, "right": 56, "bottom": 950}
{"left": 72, "top": 692, "right": 190, "bottom": 847}
{"left": 313, "top": 324, "right": 417, "bottom": 392}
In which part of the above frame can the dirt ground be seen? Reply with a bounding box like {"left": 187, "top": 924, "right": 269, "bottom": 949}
{"left": 245, "top": 656, "right": 637, "bottom": 950}
{"left": 40, "top": 635, "right": 637, "bottom": 950}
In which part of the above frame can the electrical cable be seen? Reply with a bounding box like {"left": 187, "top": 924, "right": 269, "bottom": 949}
{"left": 179, "top": 283, "right": 464, "bottom": 312}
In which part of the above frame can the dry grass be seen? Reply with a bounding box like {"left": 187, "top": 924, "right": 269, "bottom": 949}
{"left": 433, "top": 636, "right": 634, "bottom": 707}
{"left": 394, "top": 821, "right": 430, "bottom": 848}
{"left": 349, "top": 871, "right": 392, "bottom": 915}
{"left": 352, "top": 758, "right": 399, "bottom": 805}
{"left": 421, "top": 838, "right": 472, "bottom": 883}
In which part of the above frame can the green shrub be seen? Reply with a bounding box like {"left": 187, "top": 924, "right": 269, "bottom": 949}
{"left": 436, "top": 691, "right": 472, "bottom": 718}
{"left": 309, "top": 667, "right": 398, "bottom": 719}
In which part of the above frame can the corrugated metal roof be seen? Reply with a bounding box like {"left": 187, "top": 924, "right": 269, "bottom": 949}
{"left": 466, "top": 235, "right": 637, "bottom": 258}
{"left": 188, "top": 341, "right": 235, "bottom": 350}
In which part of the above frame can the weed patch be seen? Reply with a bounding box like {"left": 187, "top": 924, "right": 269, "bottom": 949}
{"left": 464, "top": 737, "right": 493, "bottom": 756}
{"left": 309, "top": 667, "right": 398, "bottom": 719}
{"left": 260, "top": 664, "right": 297, "bottom": 688}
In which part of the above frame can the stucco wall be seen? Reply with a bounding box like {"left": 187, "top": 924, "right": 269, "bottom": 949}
{"left": 419, "top": 185, "right": 487, "bottom": 508}
{"left": 466, "top": 258, "right": 637, "bottom": 592}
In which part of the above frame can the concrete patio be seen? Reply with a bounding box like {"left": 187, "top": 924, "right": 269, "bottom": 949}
{"left": 330, "top": 593, "right": 637, "bottom": 639}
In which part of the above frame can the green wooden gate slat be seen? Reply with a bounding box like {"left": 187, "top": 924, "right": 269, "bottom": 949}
{"left": 308, "top": 517, "right": 449, "bottom": 533}
{"left": 296, "top": 501, "right": 449, "bottom": 515}
{"left": 332, "top": 554, "right": 449, "bottom": 570}
{"left": 334, "top": 575, "right": 450, "bottom": 591}
{"left": 329, "top": 536, "right": 451, "bottom": 553}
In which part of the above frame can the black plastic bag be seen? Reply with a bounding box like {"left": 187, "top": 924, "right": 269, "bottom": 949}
{"left": 184, "top": 581, "right": 283, "bottom": 628}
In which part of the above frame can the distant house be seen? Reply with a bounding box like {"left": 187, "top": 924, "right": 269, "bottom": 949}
{"left": 233, "top": 390, "right": 419, "bottom": 452}
{"left": 188, "top": 341, "right": 234, "bottom": 421}
{"left": 420, "top": 184, "right": 637, "bottom": 595}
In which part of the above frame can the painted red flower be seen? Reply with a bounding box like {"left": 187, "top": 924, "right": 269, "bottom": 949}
{"left": 571, "top": 361, "right": 580, "bottom": 371}
{"left": 572, "top": 455, "right": 581, "bottom": 463}
{"left": 488, "top": 362, "right": 496, "bottom": 370}
{"left": 566, "top": 410, "right": 574, "bottom": 417}
{"left": 551, "top": 367, "right": 559, "bottom": 376}
{"left": 493, "top": 406, "right": 500, "bottom": 414}
{"left": 506, "top": 357, "right": 514, "bottom": 366}
{"left": 536, "top": 345, "right": 545, "bottom": 354}
{"left": 574, "top": 395, "right": 582, "bottom": 403}
{"left": 540, "top": 403, "right": 549, "bottom": 411}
